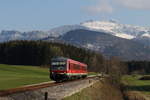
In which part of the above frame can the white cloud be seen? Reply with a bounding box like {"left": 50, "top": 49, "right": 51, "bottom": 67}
{"left": 84, "top": 0, "right": 113, "bottom": 15}
{"left": 83, "top": 0, "right": 150, "bottom": 16}
{"left": 115, "top": 0, "right": 150, "bottom": 10}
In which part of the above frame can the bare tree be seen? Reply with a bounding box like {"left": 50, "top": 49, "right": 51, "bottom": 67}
{"left": 107, "top": 57, "right": 128, "bottom": 85}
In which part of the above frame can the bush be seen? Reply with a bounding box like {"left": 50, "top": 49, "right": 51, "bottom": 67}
{"left": 139, "top": 76, "right": 150, "bottom": 80}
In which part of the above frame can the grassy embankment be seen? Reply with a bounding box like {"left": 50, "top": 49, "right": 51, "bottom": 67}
{"left": 63, "top": 79, "right": 124, "bottom": 100}
{"left": 122, "top": 75, "right": 150, "bottom": 99}
{"left": 0, "top": 64, "right": 50, "bottom": 90}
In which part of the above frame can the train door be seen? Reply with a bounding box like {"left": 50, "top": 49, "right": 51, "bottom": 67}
{"left": 67, "top": 60, "right": 72, "bottom": 74}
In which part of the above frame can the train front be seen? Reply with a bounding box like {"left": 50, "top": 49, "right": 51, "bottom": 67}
{"left": 50, "top": 57, "right": 68, "bottom": 82}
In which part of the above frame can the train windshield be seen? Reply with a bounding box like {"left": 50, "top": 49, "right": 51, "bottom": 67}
{"left": 51, "top": 61, "right": 66, "bottom": 70}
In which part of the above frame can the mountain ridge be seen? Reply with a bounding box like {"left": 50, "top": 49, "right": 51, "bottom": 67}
{"left": 0, "top": 20, "right": 150, "bottom": 61}
{"left": 58, "top": 29, "right": 150, "bottom": 61}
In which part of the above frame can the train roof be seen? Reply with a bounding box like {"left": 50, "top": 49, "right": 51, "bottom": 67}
{"left": 51, "top": 57, "right": 68, "bottom": 61}
{"left": 67, "top": 59, "right": 87, "bottom": 67}
{"left": 51, "top": 57, "right": 87, "bottom": 66}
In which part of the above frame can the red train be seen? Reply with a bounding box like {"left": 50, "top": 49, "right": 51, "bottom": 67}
{"left": 50, "top": 57, "right": 87, "bottom": 82}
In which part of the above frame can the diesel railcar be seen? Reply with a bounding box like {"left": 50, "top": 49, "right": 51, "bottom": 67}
{"left": 50, "top": 57, "right": 87, "bottom": 82}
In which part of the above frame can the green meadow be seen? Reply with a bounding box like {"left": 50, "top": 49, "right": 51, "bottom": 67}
{"left": 122, "top": 75, "right": 150, "bottom": 95}
{"left": 0, "top": 64, "right": 50, "bottom": 90}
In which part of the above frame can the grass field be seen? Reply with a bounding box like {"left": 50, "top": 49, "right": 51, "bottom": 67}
{"left": 0, "top": 64, "right": 50, "bottom": 90}
{"left": 87, "top": 72, "right": 98, "bottom": 76}
{"left": 0, "top": 64, "right": 97, "bottom": 90}
{"left": 122, "top": 75, "right": 150, "bottom": 95}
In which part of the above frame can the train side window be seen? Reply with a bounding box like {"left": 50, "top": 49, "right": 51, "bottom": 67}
{"left": 73, "top": 64, "right": 76, "bottom": 70}
{"left": 77, "top": 64, "right": 80, "bottom": 70}
{"left": 68, "top": 63, "right": 70, "bottom": 70}
{"left": 70, "top": 63, "right": 73, "bottom": 70}
{"left": 82, "top": 66, "right": 86, "bottom": 70}
{"left": 76, "top": 64, "right": 80, "bottom": 70}
{"left": 72, "top": 64, "right": 79, "bottom": 70}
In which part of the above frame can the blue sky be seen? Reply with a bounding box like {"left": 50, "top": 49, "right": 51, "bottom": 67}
{"left": 0, "top": 0, "right": 150, "bottom": 31}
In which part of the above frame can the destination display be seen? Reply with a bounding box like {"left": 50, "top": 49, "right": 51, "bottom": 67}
{"left": 51, "top": 62, "right": 66, "bottom": 65}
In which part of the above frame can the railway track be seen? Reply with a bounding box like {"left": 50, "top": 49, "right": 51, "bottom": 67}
{"left": 0, "top": 75, "right": 99, "bottom": 97}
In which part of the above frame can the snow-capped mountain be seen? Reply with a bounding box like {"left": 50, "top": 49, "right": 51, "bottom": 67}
{"left": 0, "top": 25, "right": 87, "bottom": 42}
{"left": 81, "top": 20, "right": 150, "bottom": 40}
{"left": 0, "top": 20, "right": 150, "bottom": 42}
{"left": 142, "top": 33, "right": 150, "bottom": 38}
{"left": 0, "top": 30, "right": 50, "bottom": 42}
{"left": 0, "top": 30, "right": 22, "bottom": 42}
{"left": 43, "top": 20, "right": 150, "bottom": 47}
{"left": 44, "top": 20, "right": 150, "bottom": 46}
{"left": 0, "top": 20, "right": 150, "bottom": 60}
{"left": 47, "top": 25, "right": 87, "bottom": 37}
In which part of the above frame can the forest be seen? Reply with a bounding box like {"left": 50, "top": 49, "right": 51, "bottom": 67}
{"left": 126, "top": 61, "right": 150, "bottom": 74}
{"left": 0, "top": 40, "right": 105, "bottom": 72}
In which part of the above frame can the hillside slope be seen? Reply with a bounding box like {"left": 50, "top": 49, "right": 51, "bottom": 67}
{"left": 59, "top": 29, "right": 150, "bottom": 61}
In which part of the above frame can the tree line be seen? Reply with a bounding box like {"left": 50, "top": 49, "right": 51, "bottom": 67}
{"left": 126, "top": 61, "right": 150, "bottom": 74}
{"left": 0, "top": 40, "right": 106, "bottom": 72}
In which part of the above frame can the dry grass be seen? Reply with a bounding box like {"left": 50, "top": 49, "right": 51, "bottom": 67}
{"left": 63, "top": 79, "right": 124, "bottom": 100}
{"left": 124, "top": 91, "right": 150, "bottom": 100}
{"left": 122, "top": 75, "right": 150, "bottom": 100}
